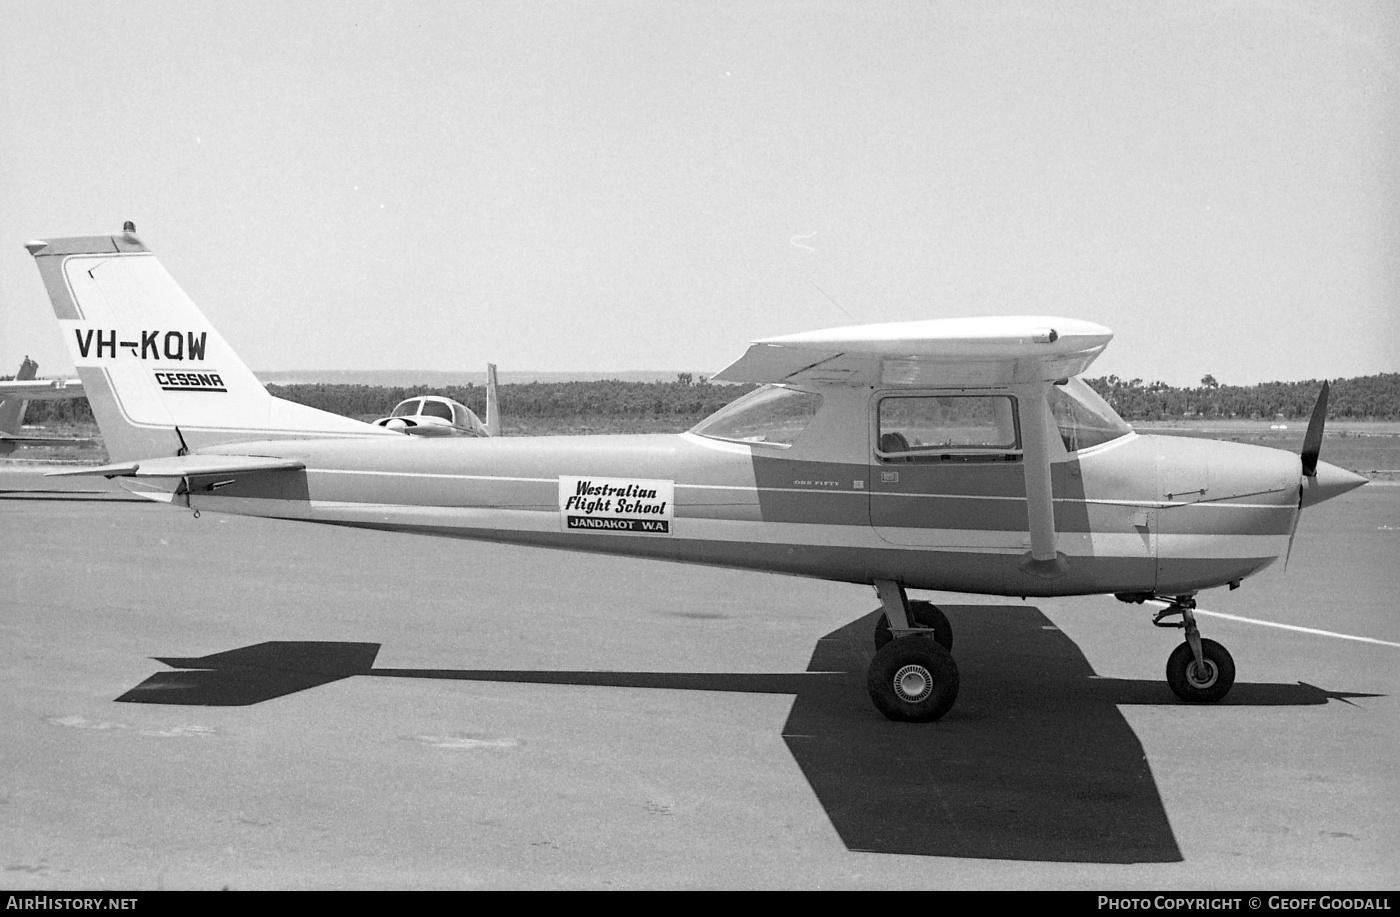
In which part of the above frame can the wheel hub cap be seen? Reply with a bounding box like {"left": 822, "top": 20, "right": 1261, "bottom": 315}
{"left": 894, "top": 664, "right": 933, "bottom": 703}
{"left": 1187, "top": 660, "right": 1218, "bottom": 689}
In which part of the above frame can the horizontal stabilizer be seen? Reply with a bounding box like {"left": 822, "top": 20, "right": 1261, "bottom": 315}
{"left": 47, "top": 454, "right": 306, "bottom": 478}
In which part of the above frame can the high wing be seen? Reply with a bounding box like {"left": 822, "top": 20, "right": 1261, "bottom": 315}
{"left": 716, "top": 316, "right": 1113, "bottom": 577}
{"left": 712, "top": 317, "right": 1112, "bottom": 388}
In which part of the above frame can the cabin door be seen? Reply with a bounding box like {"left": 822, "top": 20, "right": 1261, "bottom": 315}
{"left": 868, "top": 393, "right": 1026, "bottom": 555}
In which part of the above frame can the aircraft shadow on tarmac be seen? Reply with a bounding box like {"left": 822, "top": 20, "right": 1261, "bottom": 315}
{"left": 116, "top": 606, "right": 1378, "bottom": 865}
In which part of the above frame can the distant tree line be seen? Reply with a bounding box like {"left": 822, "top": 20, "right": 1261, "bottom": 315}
{"left": 10, "top": 372, "right": 1400, "bottom": 426}
{"left": 10, "top": 391, "right": 93, "bottom": 424}
{"left": 1083, "top": 373, "right": 1400, "bottom": 421}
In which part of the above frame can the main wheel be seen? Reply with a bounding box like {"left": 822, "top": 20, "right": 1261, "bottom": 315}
{"left": 1166, "top": 638, "right": 1236, "bottom": 703}
{"left": 873, "top": 600, "right": 954, "bottom": 652}
{"left": 867, "top": 636, "right": 960, "bottom": 722}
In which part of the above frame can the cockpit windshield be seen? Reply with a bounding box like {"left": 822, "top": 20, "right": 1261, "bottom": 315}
{"left": 391, "top": 399, "right": 422, "bottom": 418}
{"left": 690, "top": 385, "right": 823, "bottom": 448}
{"left": 1047, "top": 377, "right": 1132, "bottom": 452}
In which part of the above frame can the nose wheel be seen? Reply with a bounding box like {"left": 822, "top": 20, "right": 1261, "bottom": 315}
{"left": 1166, "top": 638, "right": 1235, "bottom": 702}
{"left": 1153, "top": 596, "right": 1236, "bottom": 703}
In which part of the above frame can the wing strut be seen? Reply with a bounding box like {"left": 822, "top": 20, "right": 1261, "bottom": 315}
{"left": 1016, "top": 382, "right": 1068, "bottom": 578}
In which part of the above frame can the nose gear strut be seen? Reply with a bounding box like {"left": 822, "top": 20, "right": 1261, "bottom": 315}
{"left": 1152, "top": 595, "right": 1236, "bottom": 703}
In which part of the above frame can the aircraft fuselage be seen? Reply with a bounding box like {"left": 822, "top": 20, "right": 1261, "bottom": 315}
{"left": 183, "top": 423, "right": 1305, "bottom": 599}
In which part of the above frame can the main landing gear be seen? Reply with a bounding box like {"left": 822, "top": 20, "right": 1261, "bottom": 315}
{"left": 867, "top": 580, "right": 959, "bottom": 722}
{"left": 1150, "top": 595, "right": 1236, "bottom": 703}
{"left": 866, "top": 587, "right": 1240, "bottom": 721}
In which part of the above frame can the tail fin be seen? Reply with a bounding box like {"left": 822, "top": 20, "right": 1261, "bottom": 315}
{"left": 25, "top": 228, "right": 395, "bottom": 462}
{"left": 484, "top": 362, "right": 500, "bottom": 437}
{"left": 0, "top": 357, "right": 39, "bottom": 436}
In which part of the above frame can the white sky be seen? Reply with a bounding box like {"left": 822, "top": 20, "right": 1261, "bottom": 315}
{"left": 2, "top": 0, "right": 1396, "bottom": 386}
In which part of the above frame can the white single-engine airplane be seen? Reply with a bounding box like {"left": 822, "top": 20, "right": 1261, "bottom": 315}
{"left": 0, "top": 356, "right": 91, "bottom": 454}
{"left": 27, "top": 226, "right": 1367, "bottom": 721}
{"left": 371, "top": 366, "right": 499, "bottom": 438}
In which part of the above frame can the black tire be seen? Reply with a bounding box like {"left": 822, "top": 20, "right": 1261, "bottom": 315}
{"left": 873, "top": 600, "right": 954, "bottom": 652}
{"left": 867, "top": 636, "right": 960, "bottom": 722}
{"left": 1166, "top": 639, "right": 1236, "bottom": 703}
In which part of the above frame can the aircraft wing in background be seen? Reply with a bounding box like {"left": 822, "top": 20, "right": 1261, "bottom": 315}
{"left": 0, "top": 357, "right": 91, "bottom": 453}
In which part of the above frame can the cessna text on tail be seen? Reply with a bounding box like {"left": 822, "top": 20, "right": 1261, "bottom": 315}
{"left": 26, "top": 226, "right": 1366, "bottom": 721}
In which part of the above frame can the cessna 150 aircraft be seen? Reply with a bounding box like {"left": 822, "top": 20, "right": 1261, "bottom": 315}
{"left": 371, "top": 365, "right": 499, "bottom": 438}
{"left": 26, "top": 226, "right": 1367, "bottom": 721}
{"left": 0, "top": 356, "right": 90, "bottom": 454}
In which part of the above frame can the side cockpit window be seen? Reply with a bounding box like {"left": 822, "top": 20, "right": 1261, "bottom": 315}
{"left": 877, "top": 395, "right": 1020, "bottom": 462}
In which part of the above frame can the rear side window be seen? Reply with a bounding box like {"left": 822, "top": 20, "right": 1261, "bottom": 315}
{"left": 878, "top": 395, "right": 1020, "bottom": 461}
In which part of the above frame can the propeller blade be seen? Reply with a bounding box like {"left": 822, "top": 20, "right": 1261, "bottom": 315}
{"left": 1284, "top": 485, "right": 1303, "bottom": 571}
{"left": 1300, "top": 381, "right": 1329, "bottom": 477}
{"left": 1288, "top": 382, "right": 1328, "bottom": 570}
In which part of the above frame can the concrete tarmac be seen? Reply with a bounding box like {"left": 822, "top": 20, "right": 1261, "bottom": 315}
{"left": 1, "top": 468, "right": 1396, "bottom": 889}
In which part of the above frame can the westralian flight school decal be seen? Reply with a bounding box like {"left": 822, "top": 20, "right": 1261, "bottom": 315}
{"left": 559, "top": 476, "right": 674, "bottom": 534}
